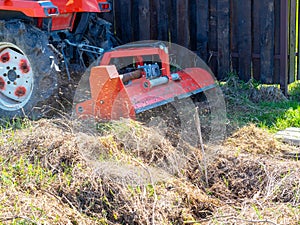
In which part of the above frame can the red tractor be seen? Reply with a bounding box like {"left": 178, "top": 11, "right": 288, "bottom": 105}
{"left": 0, "top": 0, "right": 217, "bottom": 127}
{"left": 0, "top": 0, "right": 115, "bottom": 119}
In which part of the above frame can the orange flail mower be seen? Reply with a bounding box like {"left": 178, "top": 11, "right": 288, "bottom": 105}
{"left": 75, "top": 43, "right": 216, "bottom": 120}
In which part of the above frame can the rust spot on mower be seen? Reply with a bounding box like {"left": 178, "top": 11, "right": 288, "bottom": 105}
{"left": 0, "top": 77, "right": 5, "bottom": 90}
{"left": 0, "top": 52, "right": 10, "bottom": 63}
{"left": 15, "top": 86, "right": 26, "bottom": 97}
{"left": 19, "top": 59, "right": 30, "bottom": 73}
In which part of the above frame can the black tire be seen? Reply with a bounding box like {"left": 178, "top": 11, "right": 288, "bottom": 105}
{"left": 0, "top": 20, "right": 58, "bottom": 120}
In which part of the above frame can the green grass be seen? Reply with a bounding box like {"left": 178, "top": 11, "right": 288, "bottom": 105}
{"left": 289, "top": 80, "right": 300, "bottom": 101}
{"left": 273, "top": 104, "right": 300, "bottom": 130}
{"left": 0, "top": 156, "right": 56, "bottom": 191}
{"left": 256, "top": 101, "right": 300, "bottom": 132}
{"left": 223, "top": 77, "right": 300, "bottom": 133}
{"left": 228, "top": 100, "right": 300, "bottom": 132}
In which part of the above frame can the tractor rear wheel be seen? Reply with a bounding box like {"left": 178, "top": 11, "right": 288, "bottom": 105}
{"left": 0, "top": 20, "right": 58, "bottom": 119}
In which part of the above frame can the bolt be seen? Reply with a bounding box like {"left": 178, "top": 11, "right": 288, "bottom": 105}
{"left": 78, "top": 106, "right": 84, "bottom": 113}
{"left": 144, "top": 82, "right": 149, "bottom": 88}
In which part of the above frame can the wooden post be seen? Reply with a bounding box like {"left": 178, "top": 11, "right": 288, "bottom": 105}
{"left": 230, "top": 0, "right": 238, "bottom": 74}
{"left": 170, "top": 0, "right": 178, "bottom": 43}
{"left": 217, "top": 0, "right": 230, "bottom": 79}
{"left": 236, "top": 0, "right": 252, "bottom": 82}
{"left": 289, "top": 0, "right": 296, "bottom": 83}
{"left": 138, "top": 0, "right": 151, "bottom": 40}
{"left": 252, "top": 0, "right": 261, "bottom": 81}
{"left": 298, "top": 0, "right": 300, "bottom": 80}
{"left": 260, "top": 0, "right": 275, "bottom": 84}
{"left": 157, "top": 0, "right": 169, "bottom": 41}
{"left": 280, "top": 0, "right": 288, "bottom": 95}
{"left": 177, "top": 0, "right": 190, "bottom": 48}
{"left": 274, "top": 0, "right": 281, "bottom": 83}
{"left": 114, "top": 0, "right": 132, "bottom": 43}
{"left": 196, "top": 0, "right": 209, "bottom": 61}
{"left": 208, "top": 0, "right": 218, "bottom": 77}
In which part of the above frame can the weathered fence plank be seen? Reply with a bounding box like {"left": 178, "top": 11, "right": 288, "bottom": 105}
{"left": 138, "top": 0, "right": 150, "bottom": 40}
{"left": 217, "top": 0, "right": 230, "bottom": 79}
{"left": 274, "top": 0, "right": 281, "bottom": 83}
{"left": 260, "top": 0, "right": 275, "bottom": 84}
{"left": 252, "top": 0, "right": 261, "bottom": 81}
{"left": 235, "top": 0, "right": 252, "bottom": 82}
{"left": 114, "top": 0, "right": 132, "bottom": 43}
{"left": 157, "top": 0, "right": 169, "bottom": 41}
{"left": 169, "top": 0, "right": 178, "bottom": 43}
{"left": 208, "top": 0, "right": 218, "bottom": 77}
{"left": 298, "top": 0, "right": 300, "bottom": 81}
{"left": 280, "top": 0, "right": 289, "bottom": 95}
{"left": 230, "top": 0, "right": 239, "bottom": 74}
{"left": 131, "top": 0, "right": 139, "bottom": 42}
{"left": 176, "top": 0, "right": 190, "bottom": 48}
{"left": 150, "top": 0, "right": 158, "bottom": 40}
{"left": 289, "top": 0, "right": 296, "bottom": 83}
{"left": 189, "top": 0, "right": 197, "bottom": 51}
{"left": 196, "top": 0, "right": 209, "bottom": 61}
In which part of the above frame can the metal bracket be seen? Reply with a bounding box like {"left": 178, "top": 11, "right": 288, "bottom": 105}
{"left": 64, "top": 39, "right": 104, "bottom": 56}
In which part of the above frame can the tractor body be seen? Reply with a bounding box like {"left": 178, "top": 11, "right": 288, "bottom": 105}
{"left": 0, "top": 0, "right": 111, "bottom": 31}
{"left": 0, "top": 0, "right": 115, "bottom": 118}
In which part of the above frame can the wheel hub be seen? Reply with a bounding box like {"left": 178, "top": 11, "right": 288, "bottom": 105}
{"left": 0, "top": 43, "right": 33, "bottom": 111}
{"left": 7, "top": 69, "right": 17, "bottom": 82}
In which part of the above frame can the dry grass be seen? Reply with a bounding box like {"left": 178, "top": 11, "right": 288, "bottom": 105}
{"left": 0, "top": 118, "right": 299, "bottom": 224}
{"left": 224, "top": 124, "right": 298, "bottom": 155}
{"left": 0, "top": 188, "right": 96, "bottom": 225}
{"left": 249, "top": 86, "right": 288, "bottom": 103}
{"left": 201, "top": 125, "right": 300, "bottom": 225}
{"left": 0, "top": 119, "right": 217, "bottom": 224}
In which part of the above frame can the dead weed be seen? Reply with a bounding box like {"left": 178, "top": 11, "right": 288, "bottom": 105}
{"left": 0, "top": 119, "right": 299, "bottom": 224}
{"left": 224, "top": 124, "right": 294, "bottom": 155}
{"left": 0, "top": 118, "right": 217, "bottom": 224}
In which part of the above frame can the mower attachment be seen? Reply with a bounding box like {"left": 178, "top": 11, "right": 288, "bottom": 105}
{"left": 75, "top": 45, "right": 216, "bottom": 120}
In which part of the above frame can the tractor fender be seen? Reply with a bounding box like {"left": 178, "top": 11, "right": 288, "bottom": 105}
{"left": 0, "top": 1, "right": 59, "bottom": 17}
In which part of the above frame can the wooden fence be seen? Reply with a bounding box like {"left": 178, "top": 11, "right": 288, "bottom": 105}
{"left": 101, "top": 0, "right": 299, "bottom": 94}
